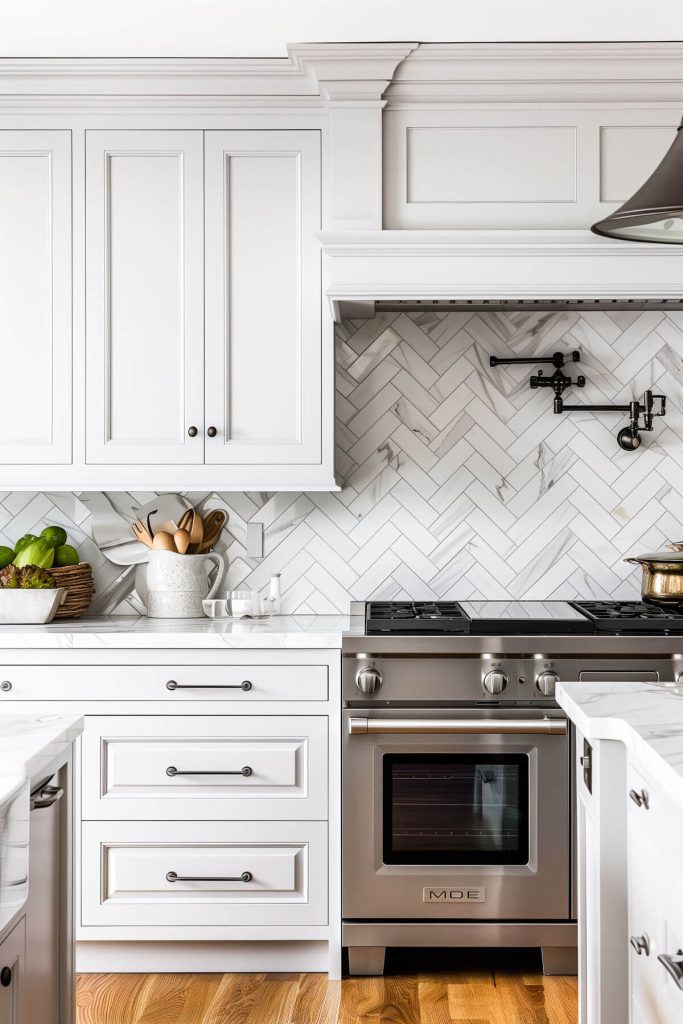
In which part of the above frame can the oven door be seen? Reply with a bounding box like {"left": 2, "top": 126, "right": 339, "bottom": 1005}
{"left": 342, "top": 708, "right": 570, "bottom": 921}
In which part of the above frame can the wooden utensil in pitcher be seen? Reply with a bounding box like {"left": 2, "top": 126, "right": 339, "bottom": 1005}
{"left": 187, "top": 510, "right": 204, "bottom": 553}
{"left": 196, "top": 510, "right": 227, "bottom": 553}
{"left": 132, "top": 519, "right": 154, "bottom": 549}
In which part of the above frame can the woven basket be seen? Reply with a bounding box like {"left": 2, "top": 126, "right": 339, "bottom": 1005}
{"left": 51, "top": 563, "right": 95, "bottom": 619}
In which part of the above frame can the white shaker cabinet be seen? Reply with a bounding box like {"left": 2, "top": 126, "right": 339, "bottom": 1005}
{"left": 204, "top": 130, "right": 322, "bottom": 470}
{"left": 0, "top": 131, "right": 71, "bottom": 465}
{"left": 84, "top": 127, "right": 329, "bottom": 487}
{"left": 85, "top": 130, "right": 205, "bottom": 465}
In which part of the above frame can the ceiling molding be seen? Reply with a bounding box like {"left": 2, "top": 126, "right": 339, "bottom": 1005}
{"left": 0, "top": 42, "right": 681, "bottom": 107}
{"left": 387, "top": 42, "right": 683, "bottom": 105}
{"left": 288, "top": 42, "right": 419, "bottom": 103}
{"left": 0, "top": 55, "right": 317, "bottom": 97}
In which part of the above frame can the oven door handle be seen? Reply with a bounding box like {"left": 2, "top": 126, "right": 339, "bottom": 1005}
{"left": 348, "top": 717, "right": 567, "bottom": 736}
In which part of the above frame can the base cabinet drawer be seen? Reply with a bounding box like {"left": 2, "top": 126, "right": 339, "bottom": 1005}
{"left": 82, "top": 821, "right": 327, "bottom": 928}
{"left": 81, "top": 716, "right": 328, "bottom": 820}
{"left": 0, "top": 664, "right": 328, "bottom": 702}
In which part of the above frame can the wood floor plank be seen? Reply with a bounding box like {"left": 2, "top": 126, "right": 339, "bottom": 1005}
{"left": 135, "top": 973, "right": 196, "bottom": 1024}
{"left": 200, "top": 973, "right": 268, "bottom": 1024}
{"left": 76, "top": 973, "right": 155, "bottom": 1024}
{"left": 540, "top": 976, "right": 579, "bottom": 1024}
{"left": 76, "top": 963, "right": 579, "bottom": 1024}
{"left": 417, "top": 973, "right": 459, "bottom": 1024}
{"left": 291, "top": 973, "right": 341, "bottom": 1024}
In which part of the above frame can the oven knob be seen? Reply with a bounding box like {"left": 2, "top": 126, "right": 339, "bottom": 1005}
{"left": 483, "top": 670, "right": 507, "bottom": 695}
{"left": 536, "top": 671, "right": 559, "bottom": 697}
{"left": 356, "top": 667, "right": 382, "bottom": 694}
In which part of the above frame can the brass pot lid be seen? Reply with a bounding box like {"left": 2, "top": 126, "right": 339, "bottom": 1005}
{"left": 625, "top": 553, "right": 683, "bottom": 565}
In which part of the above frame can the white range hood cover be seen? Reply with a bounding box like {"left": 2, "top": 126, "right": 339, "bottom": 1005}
{"left": 319, "top": 229, "right": 683, "bottom": 320}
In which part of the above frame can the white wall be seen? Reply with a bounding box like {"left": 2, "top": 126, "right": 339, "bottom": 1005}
{"left": 3, "top": 0, "right": 683, "bottom": 57}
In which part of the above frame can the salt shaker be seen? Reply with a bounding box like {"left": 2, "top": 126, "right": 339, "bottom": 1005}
{"left": 269, "top": 572, "right": 281, "bottom": 615}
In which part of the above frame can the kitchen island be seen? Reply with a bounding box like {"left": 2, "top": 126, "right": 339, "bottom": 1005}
{"left": 557, "top": 680, "right": 683, "bottom": 1024}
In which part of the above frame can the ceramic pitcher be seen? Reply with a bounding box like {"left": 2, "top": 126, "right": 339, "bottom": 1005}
{"left": 135, "top": 551, "right": 225, "bottom": 618}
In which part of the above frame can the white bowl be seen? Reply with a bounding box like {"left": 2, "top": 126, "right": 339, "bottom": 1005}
{"left": 0, "top": 589, "right": 66, "bottom": 624}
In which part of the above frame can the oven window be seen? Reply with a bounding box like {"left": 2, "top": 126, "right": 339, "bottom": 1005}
{"left": 383, "top": 754, "right": 529, "bottom": 865}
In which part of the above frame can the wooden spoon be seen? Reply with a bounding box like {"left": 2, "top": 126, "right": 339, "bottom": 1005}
{"left": 152, "top": 531, "right": 176, "bottom": 551}
{"left": 174, "top": 529, "right": 191, "bottom": 554}
{"left": 187, "top": 510, "right": 204, "bottom": 553}
{"left": 177, "top": 508, "right": 193, "bottom": 534}
{"left": 196, "top": 510, "right": 227, "bottom": 553}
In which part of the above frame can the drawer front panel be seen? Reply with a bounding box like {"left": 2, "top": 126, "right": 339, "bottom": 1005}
{"left": 82, "top": 821, "right": 327, "bottom": 927}
{"left": 626, "top": 759, "right": 682, "bottom": 879}
{"left": 0, "top": 664, "right": 328, "bottom": 702}
{"left": 81, "top": 716, "right": 328, "bottom": 820}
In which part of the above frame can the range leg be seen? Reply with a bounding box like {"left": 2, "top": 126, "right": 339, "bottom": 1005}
{"left": 347, "top": 946, "right": 386, "bottom": 976}
{"left": 541, "top": 945, "right": 578, "bottom": 975}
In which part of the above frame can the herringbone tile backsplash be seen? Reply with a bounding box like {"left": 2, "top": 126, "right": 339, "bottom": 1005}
{"left": 1, "top": 310, "right": 681, "bottom": 614}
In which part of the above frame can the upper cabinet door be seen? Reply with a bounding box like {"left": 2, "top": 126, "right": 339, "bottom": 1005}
{"left": 86, "top": 131, "right": 204, "bottom": 465}
{"left": 0, "top": 131, "right": 71, "bottom": 464}
{"left": 204, "top": 130, "right": 322, "bottom": 467}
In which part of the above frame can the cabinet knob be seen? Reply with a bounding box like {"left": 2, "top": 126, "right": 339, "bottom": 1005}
{"left": 629, "top": 787, "right": 650, "bottom": 809}
{"left": 0, "top": 681, "right": 11, "bottom": 692}
{"left": 187, "top": 426, "right": 198, "bottom": 438}
{"left": 0, "top": 966, "right": 11, "bottom": 987}
{"left": 630, "top": 934, "right": 651, "bottom": 957}
{"left": 207, "top": 426, "right": 218, "bottom": 438}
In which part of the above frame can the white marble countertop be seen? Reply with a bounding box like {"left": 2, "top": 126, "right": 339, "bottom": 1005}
{"left": 557, "top": 680, "right": 683, "bottom": 808}
{"left": 0, "top": 715, "right": 84, "bottom": 783}
{"left": 0, "top": 614, "right": 363, "bottom": 649}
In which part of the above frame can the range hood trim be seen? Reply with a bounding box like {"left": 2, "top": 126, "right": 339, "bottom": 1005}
{"left": 319, "top": 229, "right": 683, "bottom": 321}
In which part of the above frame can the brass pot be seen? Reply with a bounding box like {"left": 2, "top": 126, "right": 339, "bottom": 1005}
{"left": 625, "top": 542, "right": 683, "bottom": 604}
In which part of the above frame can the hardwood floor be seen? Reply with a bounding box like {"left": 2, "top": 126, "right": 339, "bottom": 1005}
{"left": 76, "top": 950, "right": 578, "bottom": 1024}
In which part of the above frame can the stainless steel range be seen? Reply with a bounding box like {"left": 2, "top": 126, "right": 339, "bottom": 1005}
{"left": 342, "top": 600, "right": 683, "bottom": 977}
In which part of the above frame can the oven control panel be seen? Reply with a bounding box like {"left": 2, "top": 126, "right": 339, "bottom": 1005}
{"left": 343, "top": 652, "right": 679, "bottom": 706}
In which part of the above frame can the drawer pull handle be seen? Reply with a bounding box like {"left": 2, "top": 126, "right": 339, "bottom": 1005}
{"left": 658, "top": 950, "right": 683, "bottom": 990}
{"left": 630, "top": 934, "right": 651, "bottom": 956}
{"left": 166, "top": 870, "right": 252, "bottom": 884}
{"left": 0, "top": 681, "right": 11, "bottom": 692}
{"left": 166, "top": 766, "right": 252, "bottom": 778}
{"left": 166, "top": 680, "right": 252, "bottom": 692}
{"left": 629, "top": 787, "right": 650, "bottom": 809}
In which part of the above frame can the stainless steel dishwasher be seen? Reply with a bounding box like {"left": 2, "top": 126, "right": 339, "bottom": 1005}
{"left": 24, "top": 773, "right": 65, "bottom": 1024}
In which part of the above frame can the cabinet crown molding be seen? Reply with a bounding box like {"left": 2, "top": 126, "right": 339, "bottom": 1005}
{"left": 288, "top": 43, "right": 419, "bottom": 103}
{"left": 387, "top": 41, "right": 683, "bottom": 104}
{"left": 2, "top": 43, "right": 682, "bottom": 105}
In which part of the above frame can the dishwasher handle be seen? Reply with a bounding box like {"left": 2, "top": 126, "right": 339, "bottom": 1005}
{"left": 30, "top": 784, "right": 64, "bottom": 811}
{"left": 348, "top": 717, "right": 567, "bottom": 736}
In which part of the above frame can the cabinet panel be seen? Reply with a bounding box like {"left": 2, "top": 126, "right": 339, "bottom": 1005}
{"left": 0, "top": 664, "right": 328, "bottom": 702}
{"left": 81, "top": 820, "right": 327, "bottom": 927}
{"left": 205, "top": 130, "right": 321, "bottom": 466}
{"left": 0, "top": 131, "right": 71, "bottom": 464}
{"left": 81, "top": 715, "right": 328, "bottom": 820}
{"left": 85, "top": 130, "right": 204, "bottom": 465}
{"left": 0, "top": 916, "right": 25, "bottom": 1024}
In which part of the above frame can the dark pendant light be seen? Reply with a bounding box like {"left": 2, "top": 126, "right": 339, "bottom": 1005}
{"left": 591, "top": 118, "right": 683, "bottom": 243}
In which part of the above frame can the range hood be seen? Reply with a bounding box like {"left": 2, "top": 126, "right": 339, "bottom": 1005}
{"left": 319, "top": 229, "right": 683, "bottom": 321}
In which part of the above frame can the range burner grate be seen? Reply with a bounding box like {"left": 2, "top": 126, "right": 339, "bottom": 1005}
{"left": 571, "top": 600, "right": 683, "bottom": 634}
{"left": 365, "top": 601, "right": 469, "bottom": 634}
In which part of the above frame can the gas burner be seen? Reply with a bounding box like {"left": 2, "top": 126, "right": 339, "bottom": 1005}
{"left": 571, "top": 600, "right": 683, "bottom": 634}
{"left": 365, "top": 601, "right": 469, "bottom": 634}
